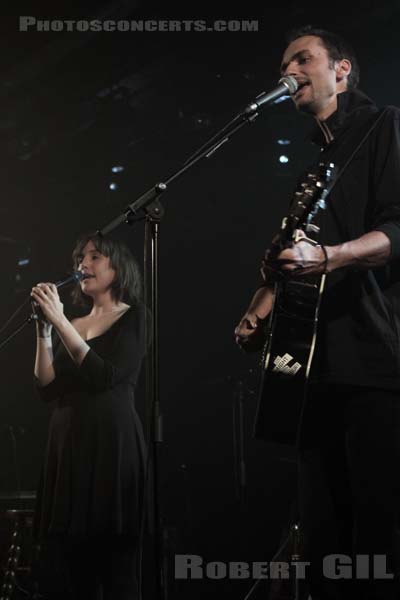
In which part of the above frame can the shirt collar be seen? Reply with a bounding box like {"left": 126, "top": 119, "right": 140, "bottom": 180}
{"left": 310, "top": 89, "right": 377, "bottom": 148}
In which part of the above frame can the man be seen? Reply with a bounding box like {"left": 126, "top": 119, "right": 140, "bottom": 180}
{"left": 235, "top": 27, "right": 400, "bottom": 600}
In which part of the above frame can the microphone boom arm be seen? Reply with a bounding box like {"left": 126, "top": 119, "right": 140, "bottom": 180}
{"left": 98, "top": 79, "right": 297, "bottom": 234}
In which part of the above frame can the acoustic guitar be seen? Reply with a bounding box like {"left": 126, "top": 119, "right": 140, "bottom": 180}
{"left": 254, "top": 162, "right": 336, "bottom": 445}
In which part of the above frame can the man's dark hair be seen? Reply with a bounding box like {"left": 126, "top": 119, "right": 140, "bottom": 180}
{"left": 286, "top": 26, "right": 360, "bottom": 90}
{"left": 71, "top": 232, "right": 143, "bottom": 308}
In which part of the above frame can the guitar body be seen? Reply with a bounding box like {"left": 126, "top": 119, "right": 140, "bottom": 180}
{"left": 254, "top": 274, "right": 325, "bottom": 445}
{"left": 253, "top": 162, "right": 336, "bottom": 446}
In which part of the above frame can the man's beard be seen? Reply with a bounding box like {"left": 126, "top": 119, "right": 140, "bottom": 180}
{"left": 295, "top": 98, "right": 316, "bottom": 115}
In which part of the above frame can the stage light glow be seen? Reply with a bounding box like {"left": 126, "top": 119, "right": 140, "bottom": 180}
{"left": 273, "top": 95, "right": 290, "bottom": 105}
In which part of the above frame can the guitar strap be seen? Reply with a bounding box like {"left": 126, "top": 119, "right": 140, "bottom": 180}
{"left": 253, "top": 109, "right": 390, "bottom": 570}
{"left": 325, "top": 106, "right": 386, "bottom": 186}
{"left": 254, "top": 107, "right": 388, "bottom": 448}
{"left": 293, "top": 107, "right": 388, "bottom": 448}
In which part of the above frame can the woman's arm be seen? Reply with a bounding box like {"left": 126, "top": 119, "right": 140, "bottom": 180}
{"left": 34, "top": 319, "right": 56, "bottom": 387}
{"left": 31, "top": 283, "right": 90, "bottom": 372}
{"left": 52, "top": 315, "right": 90, "bottom": 366}
{"left": 31, "top": 283, "right": 146, "bottom": 393}
{"left": 77, "top": 306, "right": 146, "bottom": 392}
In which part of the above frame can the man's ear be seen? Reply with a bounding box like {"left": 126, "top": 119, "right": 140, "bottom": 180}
{"left": 335, "top": 58, "right": 352, "bottom": 83}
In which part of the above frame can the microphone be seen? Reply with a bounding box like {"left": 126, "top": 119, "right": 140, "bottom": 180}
{"left": 54, "top": 271, "right": 89, "bottom": 289}
{"left": 32, "top": 272, "right": 91, "bottom": 300}
{"left": 244, "top": 76, "right": 298, "bottom": 114}
{"left": 30, "top": 272, "right": 92, "bottom": 323}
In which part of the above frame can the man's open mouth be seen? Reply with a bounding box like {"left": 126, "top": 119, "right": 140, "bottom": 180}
{"left": 294, "top": 81, "right": 310, "bottom": 96}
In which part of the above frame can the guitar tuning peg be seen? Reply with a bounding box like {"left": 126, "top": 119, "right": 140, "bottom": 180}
{"left": 306, "top": 224, "right": 320, "bottom": 234}
{"left": 317, "top": 199, "right": 326, "bottom": 209}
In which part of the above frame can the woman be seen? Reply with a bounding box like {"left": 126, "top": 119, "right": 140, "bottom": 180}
{"left": 31, "top": 233, "right": 147, "bottom": 600}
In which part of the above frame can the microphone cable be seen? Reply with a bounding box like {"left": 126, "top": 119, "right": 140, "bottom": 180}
{"left": 0, "top": 271, "right": 86, "bottom": 344}
{"left": 0, "top": 297, "right": 31, "bottom": 337}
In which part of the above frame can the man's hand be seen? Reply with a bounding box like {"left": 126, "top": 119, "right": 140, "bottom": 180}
{"left": 263, "top": 230, "right": 328, "bottom": 277}
{"left": 234, "top": 286, "right": 274, "bottom": 351}
{"left": 235, "top": 313, "right": 260, "bottom": 345}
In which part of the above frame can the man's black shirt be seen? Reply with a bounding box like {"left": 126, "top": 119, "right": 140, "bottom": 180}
{"left": 310, "top": 89, "right": 400, "bottom": 390}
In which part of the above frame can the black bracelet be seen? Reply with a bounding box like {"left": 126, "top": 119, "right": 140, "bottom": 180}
{"left": 319, "top": 243, "right": 329, "bottom": 273}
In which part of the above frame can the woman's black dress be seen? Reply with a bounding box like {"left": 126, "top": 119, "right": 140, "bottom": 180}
{"left": 33, "top": 305, "right": 147, "bottom": 598}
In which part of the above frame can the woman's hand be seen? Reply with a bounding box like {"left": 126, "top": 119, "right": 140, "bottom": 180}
{"left": 31, "top": 283, "right": 64, "bottom": 330}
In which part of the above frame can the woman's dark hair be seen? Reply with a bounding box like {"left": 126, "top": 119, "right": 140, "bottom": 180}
{"left": 286, "top": 26, "right": 360, "bottom": 90}
{"left": 71, "top": 232, "right": 143, "bottom": 308}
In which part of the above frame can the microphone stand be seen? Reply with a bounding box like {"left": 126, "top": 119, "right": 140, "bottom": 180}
{"left": 97, "top": 97, "right": 287, "bottom": 600}
{"left": 233, "top": 377, "right": 253, "bottom": 510}
{"left": 0, "top": 301, "right": 39, "bottom": 352}
{"left": 0, "top": 274, "right": 86, "bottom": 352}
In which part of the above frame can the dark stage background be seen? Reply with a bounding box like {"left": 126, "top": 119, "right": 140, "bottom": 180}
{"left": 0, "top": 1, "right": 399, "bottom": 598}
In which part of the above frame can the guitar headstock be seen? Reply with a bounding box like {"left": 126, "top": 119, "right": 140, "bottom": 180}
{"left": 270, "top": 162, "right": 337, "bottom": 256}
{"left": 280, "top": 161, "right": 336, "bottom": 243}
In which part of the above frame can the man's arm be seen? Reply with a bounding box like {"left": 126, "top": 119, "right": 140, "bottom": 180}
{"left": 234, "top": 285, "right": 275, "bottom": 349}
{"left": 234, "top": 229, "right": 391, "bottom": 350}
{"left": 325, "top": 230, "right": 391, "bottom": 271}
{"left": 276, "top": 230, "right": 391, "bottom": 275}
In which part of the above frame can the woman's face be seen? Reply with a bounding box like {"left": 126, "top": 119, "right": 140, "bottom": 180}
{"left": 77, "top": 240, "right": 116, "bottom": 298}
